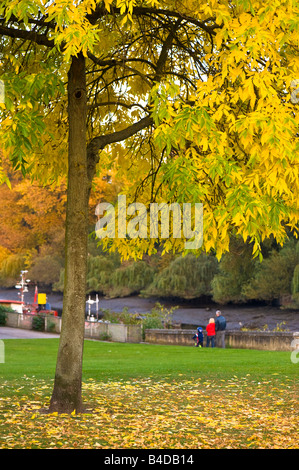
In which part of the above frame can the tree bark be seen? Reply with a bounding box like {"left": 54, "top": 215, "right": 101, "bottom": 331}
{"left": 49, "top": 53, "right": 88, "bottom": 413}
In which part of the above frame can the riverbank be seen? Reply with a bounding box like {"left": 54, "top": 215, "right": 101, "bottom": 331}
{"left": 0, "top": 288, "right": 298, "bottom": 332}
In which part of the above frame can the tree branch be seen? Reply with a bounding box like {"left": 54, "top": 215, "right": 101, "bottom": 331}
{"left": 87, "top": 101, "right": 146, "bottom": 112}
{"left": 87, "top": 52, "right": 155, "bottom": 71}
{"left": 87, "top": 114, "right": 153, "bottom": 184}
{"left": 91, "top": 115, "right": 153, "bottom": 150}
{"left": 0, "top": 24, "right": 54, "bottom": 48}
{"left": 132, "top": 7, "right": 218, "bottom": 34}
{"left": 86, "top": 5, "right": 219, "bottom": 35}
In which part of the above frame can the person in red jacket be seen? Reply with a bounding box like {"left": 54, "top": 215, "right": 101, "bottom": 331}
{"left": 206, "top": 318, "right": 216, "bottom": 348}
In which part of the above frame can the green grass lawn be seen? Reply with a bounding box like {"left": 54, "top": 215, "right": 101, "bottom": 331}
{"left": 1, "top": 338, "right": 297, "bottom": 382}
{"left": 0, "top": 338, "right": 298, "bottom": 449}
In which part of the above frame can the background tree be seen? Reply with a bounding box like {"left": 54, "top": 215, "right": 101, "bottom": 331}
{"left": 211, "top": 237, "right": 257, "bottom": 304}
{"left": 109, "top": 260, "right": 156, "bottom": 297}
{"left": 292, "top": 261, "right": 299, "bottom": 306}
{"left": 0, "top": 156, "right": 66, "bottom": 286}
{"left": 243, "top": 239, "right": 299, "bottom": 304}
{"left": 144, "top": 253, "right": 218, "bottom": 299}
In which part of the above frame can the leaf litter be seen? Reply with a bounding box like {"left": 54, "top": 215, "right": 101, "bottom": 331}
{"left": 0, "top": 374, "right": 297, "bottom": 449}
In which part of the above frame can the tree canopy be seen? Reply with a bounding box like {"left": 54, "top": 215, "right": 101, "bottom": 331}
{"left": 1, "top": 0, "right": 298, "bottom": 260}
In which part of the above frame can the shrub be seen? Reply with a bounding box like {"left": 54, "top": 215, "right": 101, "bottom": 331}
{"left": 101, "top": 307, "right": 142, "bottom": 325}
{"left": 99, "top": 332, "right": 112, "bottom": 341}
{"left": 32, "top": 315, "right": 45, "bottom": 331}
{"left": 101, "top": 309, "right": 122, "bottom": 324}
{"left": 142, "top": 314, "right": 163, "bottom": 337}
{"left": 0, "top": 305, "right": 8, "bottom": 325}
{"left": 46, "top": 320, "right": 56, "bottom": 333}
{"left": 141, "top": 303, "right": 178, "bottom": 339}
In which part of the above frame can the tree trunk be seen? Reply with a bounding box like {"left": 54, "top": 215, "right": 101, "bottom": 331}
{"left": 49, "top": 53, "right": 88, "bottom": 413}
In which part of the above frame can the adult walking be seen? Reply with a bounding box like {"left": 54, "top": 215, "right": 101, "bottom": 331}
{"left": 206, "top": 318, "right": 216, "bottom": 348}
{"left": 215, "top": 310, "right": 226, "bottom": 348}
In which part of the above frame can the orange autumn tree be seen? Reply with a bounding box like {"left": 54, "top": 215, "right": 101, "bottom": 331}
{"left": 0, "top": 152, "right": 123, "bottom": 287}
{"left": 0, "top": 0, "right": 298, "bottom": 413}
{"left": 0, "top": 155, "right": 67, "bottom": 285}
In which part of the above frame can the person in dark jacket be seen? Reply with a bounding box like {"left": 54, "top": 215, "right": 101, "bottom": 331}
{"left": 215, "top": 310, "right": 226, "bottom": 330}
{"left": 215, "top": 310, "right": 226, "bottom": 348}
{"left": 193, "top": 327, "right": 204, "bottom": 347}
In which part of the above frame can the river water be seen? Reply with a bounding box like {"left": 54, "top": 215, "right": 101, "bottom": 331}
{"left": 1, "top": 288, "right": 298, "bottom": 331}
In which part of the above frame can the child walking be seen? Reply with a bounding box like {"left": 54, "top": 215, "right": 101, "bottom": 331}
{"left": 206, "top": 318, "right": 216, "bottom": 348}
{"left": 193, "top": 327, "right": 204, "bottom": 347}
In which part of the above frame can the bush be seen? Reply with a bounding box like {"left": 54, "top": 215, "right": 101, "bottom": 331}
{"left": 99, "top": 332, "right": 112, "bottom": 341}
{"left": 141, "top": 303, "right": 178, "bottom": 339}
{"left": 101, "top": 307, "right": 142, "bottom": 325}
{"left": 46, "top": 320, "right": 56, "bottom": 333}
{"left": 100, "top": 303, "right": 178, "bottom": 340}
{"left": 0, "top": 305, "right": 8, "bottom": 325}
{"left": 142, "top": 314, "right": 163, "bottom": 339}
{"left": 32, "top": 315, "right": 45, "bottom": 331}
{"left": 101, "top": 309, "right": 123, "bottom": 324}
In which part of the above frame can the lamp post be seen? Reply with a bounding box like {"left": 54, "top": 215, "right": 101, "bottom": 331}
{"left": 15, "top": 270, "right": 30, "bottom": 316}
{"left": 86, "top": 296, "right": 96, "bottom": 321}
{"left": 95, "top": 294, "right": 99, "bottom": 321}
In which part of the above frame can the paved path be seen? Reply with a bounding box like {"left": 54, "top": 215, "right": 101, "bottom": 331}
{"left": 0, "top": 326, "right": 60, "bottom": 340}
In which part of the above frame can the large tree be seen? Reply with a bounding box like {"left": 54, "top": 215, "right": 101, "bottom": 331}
{"left": 0, "top": 0, "right": 298, "bottom": 413}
